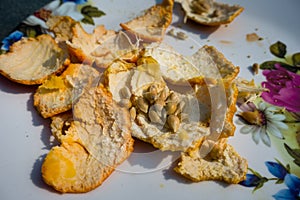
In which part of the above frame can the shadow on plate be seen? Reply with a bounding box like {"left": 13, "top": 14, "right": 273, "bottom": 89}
{"left": 0, "top": 74, "right": 56, "bottom": 150}
{"left": 117, "top": 139, "right": 181, "bottom": 174}
{"left": 0, "top": 75, "right": 36, "bottom": 94}
{"left": 30, "top": 154, "right": 58, "bottom": 193}
{"left": 0, "top": 72, "right": 59, "bottom": 192}
{"left": 26, "top": 93, "right": 59, "bottom": 150}
{"left": 23, "top": 85, "right": 60, "bottom": 192}
{"left": 162, "top": 160, "right": 194, "bottom": 184}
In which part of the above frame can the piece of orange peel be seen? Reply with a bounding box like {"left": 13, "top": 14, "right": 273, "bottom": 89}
{"left": 177, "top": 0, "right": 244, "bottom": 26}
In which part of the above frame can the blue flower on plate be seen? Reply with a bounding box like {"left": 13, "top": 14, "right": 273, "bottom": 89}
{"left": 273, "top": 173, "right": 300, "bottom": 200}
{"left": 62, "top": 0, "right": 87, "bottom": 4}
{"left": 239, "top": 173, "right": 262, "bottom": 187}
{"left": 1, "top": 30, "right": 23, "bottom": 51}
{"left": 265, "top": 161, "right": 288, "bottom": 179}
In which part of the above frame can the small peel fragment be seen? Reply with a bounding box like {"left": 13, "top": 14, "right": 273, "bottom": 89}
{"left": 120, "top": 0, "right": 174, "bottom": 42}
{"left": 179, "top": 0, "right": 244, "bottom": 26}
{"left": 174, "top": 139, "right": 248, "bottom": 184}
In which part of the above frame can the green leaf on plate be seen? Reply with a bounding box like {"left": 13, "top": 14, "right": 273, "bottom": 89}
{"left": 275, "top": 179, "right": 284, "bottom": 184}
{"left": 88, "top": 10, "right": 106, "bottom": 17}
{"left": 248, "top": 168, "right": 263, "bottom": 178}
{"left": 294, "top": 159, "right": 300, "bottom": 166}
{"left": 260, "top": 61, "right": 298, "bottom": 73}
{"left": 259, "top": 61, "right": 278, "bottom": 70}
{"left": 284, "top": 143, "right": 300, "bottom": 167}
{"left": 286, "top": 164, "right": 291, "bottom": 173}
{"left": 81, "top": 14, "right": 95, "bottom": 25}
{"left": 81, "top": 5, "right": 105, "bottom": 18}
{"left": 0, "top": 49, "right": 6, "bottom": 55}
{"left": 81, "top": 5, "right": 97, "bottom": 13}
{"left": 253, "top": 178, "right": 268, "bottom": 193}
{"left": 26, "top": 28, "right": 37, "bottom": 38}
{"left": 292, "top": 52, "right": 300, "bottom": 67}
{"left": 270, "top": 41, "right": 287, "bottom": 58}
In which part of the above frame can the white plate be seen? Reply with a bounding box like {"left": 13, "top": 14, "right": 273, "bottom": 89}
{"left": 1, "top": 0, "right": 300, "bottom": 199}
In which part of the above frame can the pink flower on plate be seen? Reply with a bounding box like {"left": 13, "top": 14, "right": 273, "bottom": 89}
{"left": 261, "top": 64, "right": 300, "bottom": 113}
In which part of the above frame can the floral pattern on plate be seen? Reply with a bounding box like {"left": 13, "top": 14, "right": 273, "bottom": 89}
{"left": 240, "top": 160, "right": 300, "bottom": 200}
{"left": 237, "top": 41, "right": 300, "bottom": 199}
{"left": 0, "top": 0, "right": 105, "bottom": 52}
